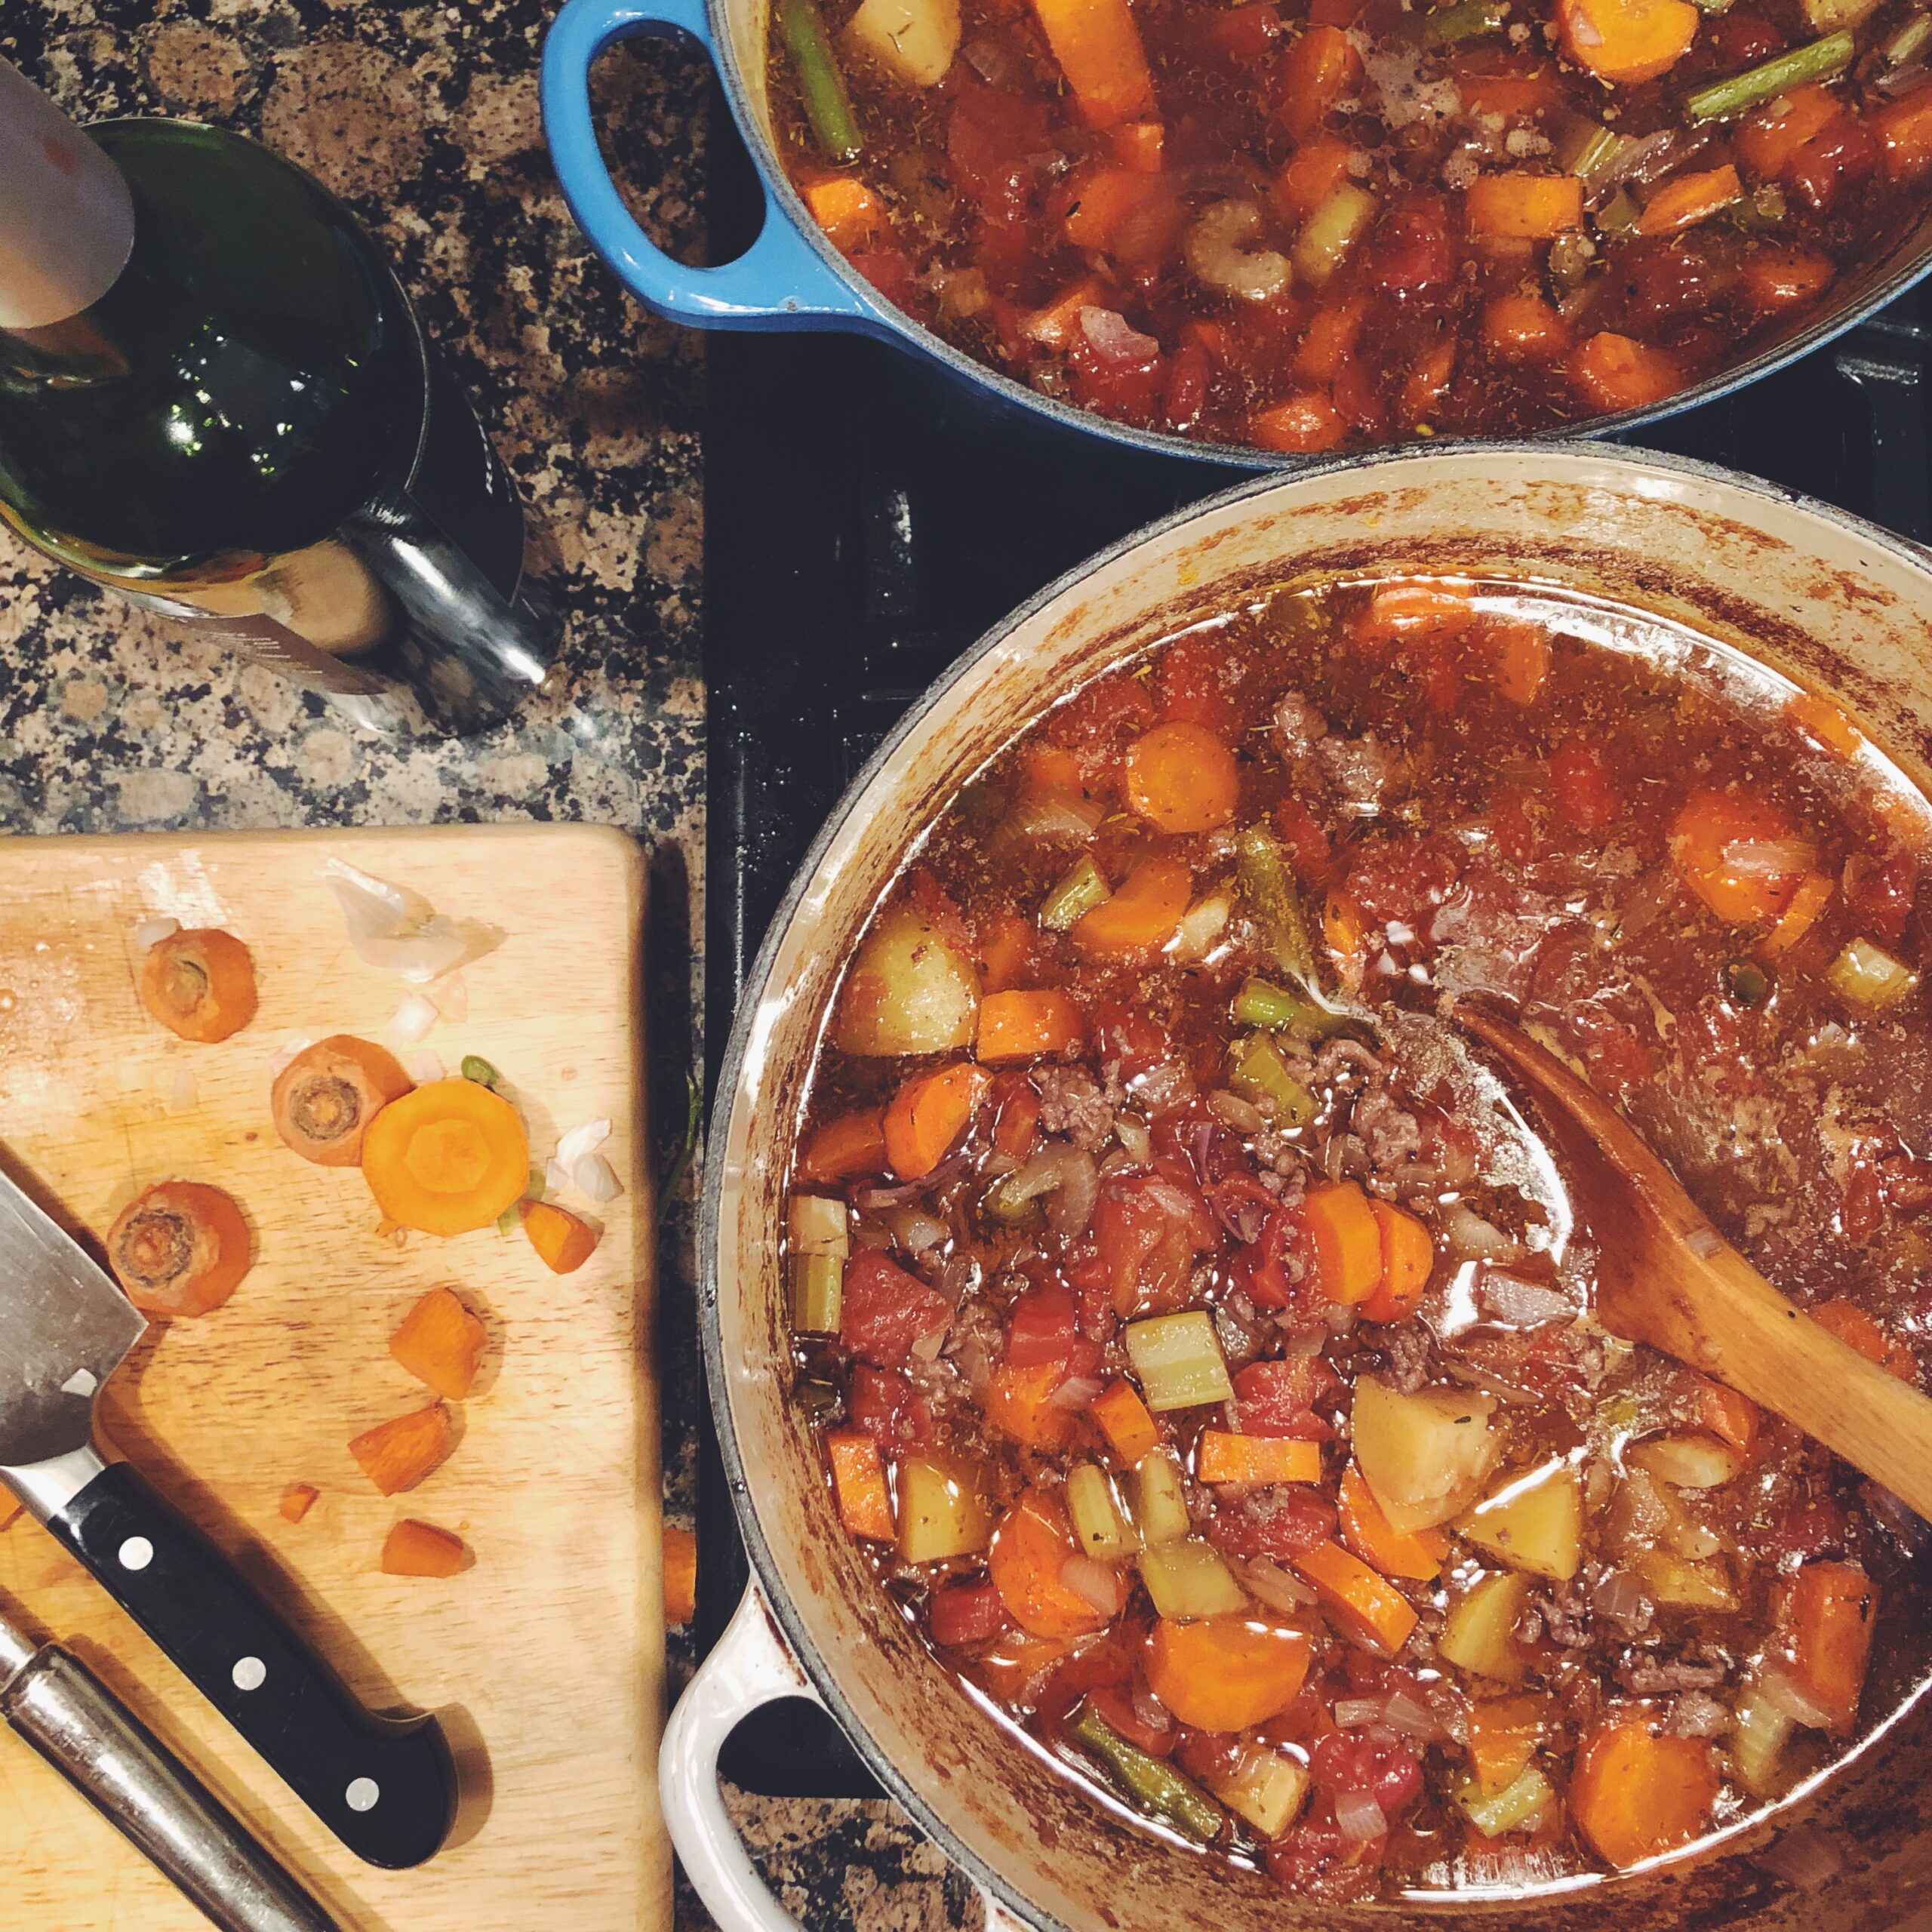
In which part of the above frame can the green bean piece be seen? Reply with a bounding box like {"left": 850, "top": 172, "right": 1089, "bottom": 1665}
{"left": 1424, "top": 0, "right": 1508, "bottom": 42}
{"left": 1235, "top": 826, "right": 1316, "bottom": 983}
{"left": 777, "top": 0, "right": 863, "bottom": 164}
{"left": 1232, "top": 975, "right": 1346, "bottom": 1038}
{"left": 1683, "top": 29, "right": 1854, "bottom": 121}
{"left": 1884, "top": 12, "right": 1932, "bottom": 63}
{"left": 1041, "top": 854, "right": 1111, "bottom": 931}
{"left": 1227, "top": 1034, "right": 1318, "bottom": 1128}
{"left": 1069, "top": 1706, "right": 1225, "bottom": 1844}
{"left": 460, "top": 1053, "right": 503, "bottom": 1090}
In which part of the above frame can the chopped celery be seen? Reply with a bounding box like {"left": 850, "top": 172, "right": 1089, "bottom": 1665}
{"left": 789, "top": 1192, "right": 851, "bottom": 1257}
{"left": 1140, "top": 1537, "right": 1250, "bottom": 1619}
{"left": 1456, "top": 1764, "right": 1556, "bottom": 1837}
{"left": 776, "top": 0, "right": 863, "bottom": 162}
{"left": 1684, "top": 29, "right": 1854, "bottom": 120}
{"left": 1232, "top": 975, "right": 1344, "bottom": 1037}
{"left": 1228, "top": 1033, "right": 1318, "bottom": 1127}
{"left": 1801, "top": 0, "right": 1878, "bottom": 29}
{"left": 792, "top": 1253, "right": 844, "bottom": 1334}
{"left": 1884, "top": 11, "right": 1932, "bottom": 61}
{"left": 1563, "top": 125, "right": 1634, "bottom": 183}
{"left": 1041, "top": 854, "right": 1111, "bottom": 931}
{"left": 461, "top": 1054, "right": 503, "bottom": 1090}
{"left": 1732, "top": 1683, "right": 1795, "bottom": 1796}
{"left": 1068, "top": 1463, "right": 1141, "bottom": 1560}
{"left": 897, "top": 1456, "right": 992, "bottom": 1562}
{"left": 1235, "top": 826, "right": 1318, "bottom": 982}
{"left": 1070, "top": 1705, "right": 1225, "bottom": 1843}
{"left": 1204, "top": 1746, "right": 1311, "bottom": 1838}
{"left": 1124, "top": 1312, "right": 1235, "bottom": 1411}
{"left": 1828, "top": 937, "right": 1918, "bottom": 1010}
{"left": 1131, "top": 1449, "right": 1194, "bottom": 1544}
{"left": 1424, "top": 0, "right": 1507, "bottom": 41}
{"left": 1292, "top": 184, "right": 1377, "bottom": 288}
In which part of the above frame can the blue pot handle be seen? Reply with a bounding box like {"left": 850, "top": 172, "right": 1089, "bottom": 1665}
{"left": 542, "top": 0, "right": 887, "bottom": 331}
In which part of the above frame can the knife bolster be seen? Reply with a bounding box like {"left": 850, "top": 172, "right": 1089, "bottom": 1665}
{"left": 1, "top": 1439, "right": 108, "bottom": 1524}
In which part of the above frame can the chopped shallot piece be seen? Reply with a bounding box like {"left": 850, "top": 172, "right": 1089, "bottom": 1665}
{"left": 389, "top": 993, "right": 439, "bottom": 1044}
{"left": 322, "top": 859, "right": 503, "bottom": 985}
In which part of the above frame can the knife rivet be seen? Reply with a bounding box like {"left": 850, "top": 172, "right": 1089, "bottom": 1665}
{"left": 232, "top": 1656, "right": 266, "bottom": 1692}
{"left": 117, "top": 1537, "right": 154, "bottom": 1572}
{"left": 346, "top": 1777, "right": 380, "bottom": 1813}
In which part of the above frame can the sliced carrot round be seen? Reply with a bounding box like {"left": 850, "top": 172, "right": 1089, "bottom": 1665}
{"left": 1668, "top": 787, "right": 1812, "bottom": 924}
{"left": 1143, "top": 1616, "right": 1312, "bottom": 1732}
{"left": 1556, "top": 0, "right": 1698, "bottom": 84}
{"left": 107, "top": 1180, "right": 251, "bottom": 1318}
{"left": 1362, "top": 1201, "right": 1433, "bottom": 1322}
{"left": 1569, "top": 1720, "right": 1717, "bottom": 1869}
{"left": 1071, "top": 856, "right": 1192, "bottom": 958}
{"left": 989, "top": 1488, "right": 1115, "bottom": 1638}
{"left": 361, "top": 1078, "right": 531, "bottom": 1236}
{"left": 138, "top": 928, "right": 258, "bottom": 1042}
{"left": 1303, "top": 1180, "right": 1384, "bottom": 1305}
{"left": 272, "top": 1033, "right": 414, "bottom": 1166}
{"left": 1569, "top": 332, "right": 1684, "bottom": 415}
{"left": 1124, "top": 721, "right": 1241, "bottom": 834}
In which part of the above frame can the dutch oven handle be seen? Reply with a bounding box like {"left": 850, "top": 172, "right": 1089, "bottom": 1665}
{"left": 541, "top": 0, "right": 889, "bottom": 331}
{"left": 662, "top": 1586, "right": 1038, "bottom": 1932}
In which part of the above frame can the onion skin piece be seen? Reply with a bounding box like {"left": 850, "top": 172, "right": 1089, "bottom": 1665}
{"left": 272, "top": 1034, "right": 414, "bottom": 1167}
{"left": 106, "top": 1180, "right": 252, "bottom": 1318}
{"left": 138, "top": 929, "right": 258, "bottom": 1043}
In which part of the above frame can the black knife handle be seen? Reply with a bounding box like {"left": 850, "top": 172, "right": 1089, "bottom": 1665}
{"left": 47, "top": 1460, "right": 455, "bottom": 1869}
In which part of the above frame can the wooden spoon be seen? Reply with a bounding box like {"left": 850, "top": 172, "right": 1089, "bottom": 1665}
{"left": 1458, "top": 1003, "right": 1932, "bottom": 1523}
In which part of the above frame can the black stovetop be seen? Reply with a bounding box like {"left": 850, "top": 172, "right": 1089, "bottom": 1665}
{"left": 698, "top": 147, "right": 1930, "bottom": 1788}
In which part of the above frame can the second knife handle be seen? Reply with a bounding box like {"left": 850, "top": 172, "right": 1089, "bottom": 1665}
{"left": 48, "top": 1460, "right": 456, "bottom": 1869}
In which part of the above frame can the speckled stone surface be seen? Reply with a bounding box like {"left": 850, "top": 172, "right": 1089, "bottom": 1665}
{"left": 0, "top": 7, "right": 949, "bottom": 1928}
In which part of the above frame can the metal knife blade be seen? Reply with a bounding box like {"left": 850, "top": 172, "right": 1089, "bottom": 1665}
{"left": 0, "top": 1165, "right": 145, "bottom": 1472}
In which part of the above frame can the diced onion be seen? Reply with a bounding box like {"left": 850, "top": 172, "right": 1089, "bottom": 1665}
{"left": 407, "top": 1050, "right": 446, "bottom": 1083}
{"left": 433, "top": 974, "right": 469, "bottom": 1022}
{"left": 1759, "top": 1663, "right": 1837, "bottom": 1730}
{"left": 1720, "top": 837, "right": 1817, "bottom": 881}
{"left": 1208, "top": 1089, "right": 1267, "bottom": 1135}
{"left": 1446, "top": 1202, "right": 1524, "bottom": 1262}
{"left": 1238, "top": 1556, "right": 1318, "bottom": 1612}
{"left": 1381, "top": 1687, "right": 1442, "bottom": 1740}
{"left": 131, "top": 916, "right": 179, "bottom": 952}
{"left": 1009, "top": 792, "right": 1107, "bottom": 842}
{"left": 556, "top": 1118, "right": 625, "bottom": 1203}
{"left": 1052, "top": 1374, "right": 1106, "bottom": 1412}
{"left": 1047, "top": 1149, "right": 1100, "bottom": 1240}
{"left": 388, "top": 993, "right": 439, "bottom": 1044}
{"left": 1334, "top": 1697, "right": 1388, "bottom": 1728}
{"left": 1115, "top": 1116, "right": 1152, "bottom": 1166}
{"left": 1060, "top": 1555, "right": 1128, "bottom": 1616}
{"left": 322, "top": 858, "right": 503, "bottom": 984}
{"left": 1480, "top": 1271, "right": 1576, "bottom": 1328}
{"left": 1591, "top": 1567, "right": 1653, "bottom": 1630}
{"left": 1133, "top": 1677, "right": 1173, "bottom": 1733}
{"left": 266, "top": 1035, "right": 314, "bottom": 1081}
{"left": 1079, "top": 306, "right": 1161, "bottom": 366}
{"left": 162, "top": 1065, "right": 198, "bottom": 1115}
{"left": 891, "top": 1207, "right": 949, "bottom": 1257}
{"left": 1334, "top": 1789, "right": 1389, "bottom": 1844}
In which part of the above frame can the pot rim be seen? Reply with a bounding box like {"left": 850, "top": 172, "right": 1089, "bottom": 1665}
{"left": 697, "top": 439, "right": 1932, "bottom": 1924}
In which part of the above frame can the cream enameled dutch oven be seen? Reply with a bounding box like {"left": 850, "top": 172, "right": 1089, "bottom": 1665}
{"left": 669, "top": 445, "right": 1932, "bottom": 1932}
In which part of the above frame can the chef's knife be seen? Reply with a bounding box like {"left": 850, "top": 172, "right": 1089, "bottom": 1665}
{"left": 0, "top": 1166, "right": 455, "bottom": 1868}
{"left": 0, "top": 1598, "right": 341, "bottom": 1931}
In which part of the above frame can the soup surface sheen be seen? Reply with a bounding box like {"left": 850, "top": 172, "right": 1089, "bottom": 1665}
{"left": 785, "top": 576, "right": 1931, "bottom": 1901}
{"left": 766, "top": 0, "right": 1931, "bottom": 449}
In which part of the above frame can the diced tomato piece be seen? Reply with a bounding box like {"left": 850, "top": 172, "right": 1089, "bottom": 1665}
{"left": 1844, "top": 848, "right": 1918, "bottom": 949}
{"left": 1208, "top": 2, "right": 1281, "bottom": 60}
{"left": 1242, "top": 1199, "right": 1317, "bottom": 1313}
{"left": 1343, "top": 837, "right": 1461, "bottom": 930}
{"left": 1549, "top": 739, "right": 1620, "bottom": 831}
{"left": 848, "top": 251, "right": 919, "bottom": 309}
{"left": 1274, "top": 796, "right": 1334, "bottom": 882}
{"left": 847, "top": 1364, "right": 934, "bottom": 1453}
{"left": 1094, "top": 1171, "right": 1220, "bottom": 1315}
{"left": 1309, "top": 1730, "right": 1425, "bottom": 1819}
{"left": 1090, "top": 1682, "right": 1178, "bottom": 1755}
{"left": 1093, "top": 1002, "right": 1177, "bottom": 1089}
{"left": 1066, "top": 1249, "right": 1115, "bottom": 1337}
{"left": 1006, "top": 1284, "right": 1078, "bottom": 1370}
{"left": 1043, "top": 678, "right": 1159, "bottom": 764}
{"left": 839, "top": 1250, "right": 951, "bottom": 1368}
{"left": 1235, "top": 1356, "right": 1342, "bottom": 1438}
{"left": 1155, "top": 632, "right": 1244, "bottom": 734}
{"left": 1164, "top": 339, "right": 1214, "bottom": 433}
{"left": 1710, "top": 8, "right": 1783, "bottom": 63}
{"left": 929, "top": 1579, "right": 1012, "bottom": 1647}
{"left": 1783, "top": 115, "right": 1881, "bottom": 214}
{"left": 946, "top": 82, "right": 1053, "bottom": 218}
{"left": 1364, "top": 202, "right": 1453, "bottom": 297}
{"left": 1205, "top": 1486, "right": 1340, "bottom": 1562}
{"left": 1266, "top": 1802, "right": 1387, "bottom": 1900}
{"left": 995, "top": 1078, "right": 1044, "bottom": 1158}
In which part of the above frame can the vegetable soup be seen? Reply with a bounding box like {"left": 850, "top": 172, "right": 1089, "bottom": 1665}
{"left": 783, "top": 575, "right": 1932, "bottom": 1900}
{"left": 767, "top": 0, "right": 1932, "bottom": 449}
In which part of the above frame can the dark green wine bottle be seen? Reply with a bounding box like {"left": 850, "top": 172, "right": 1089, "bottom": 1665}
{"left": 0, "top": 60, "right": 553, "bottom": 734}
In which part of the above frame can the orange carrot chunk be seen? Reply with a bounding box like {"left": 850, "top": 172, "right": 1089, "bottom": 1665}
{"left": 1124, "top": 721, "right": 1241, "bottom": 833}
{"left": 1569, "top": 332, "right": 1684, "bottom": 414}
{"left": 1669, "top": 787, "right": 1814, "bottom": 924}
{"left": 1197, "top": 1430, "right": 1322, "bottom": 1486}
{"left": 280, "top": 1484, "right": 319, "bottom": 1525}
{"left": 1466, "top": 174, "right": 1585, "bottom": 239}
{"left": 349, "top": 1404, "right": 454, "bottom": 1497}
{"left": 522, "top": 1199, "right": 600, "bottom": 1275}
{"left": 884, "top": 1061, "right": 994, "bottom": 1179}
{"left": 1091, "top": 1379, "right": 1161, "bottom": 1463}
{"left": 1736, "top": 85, "right": 1841, "bottom": 180}
{"left": 1249, "top": 391, "right": 1347, "bottom": 453}
{"left": 803, "top": 175, "right": 888, "bottom": 251}
{"left": 1807, "top": 1300, "right": 1916, "bottom": 1383}
{"left": 1361, "top": 1201, "right": 1433, "bottom": 1324}
{"left": 1784, "top": 1560, "right": 1878, "bottom": 1730}
{"left": 1143, "top": 1617, "right": 1313, "bottom": 1731}
{"left": 1338, "top": 1463, "right": 1447, "bottom": 1580}
{"left": 663, "top": 1524, "right": 699, "bottom": 1626}
{"left": 826, "top": 1428, "right": 897, "bottom": 1543}
{"left": 989, "top": 1488, "right": 1115, "bottom": 1638}
{"left": 1280, "top": 25, "right": 1362, "bottom": 140}
{"left": 361, "top": 1078, "right": 531, "bottom": 1236}
{"left": 1875, "top": 85, "right": 1932, "bottom": 179}
{"left": 1071, "top": 856, "right": 1192, "bottom": 958}
{"left": 1028, "top": 0, "right": 1155, "bottom": 125}
{"left": 798, "top": 1108, "right": 891, "bottom": 1183}
{"left": 1491, "top": 622, "right": 1551, "bottom": 706}
{"left": 137, "top": 928, "right": 258, "bottom": 1043}
{"left": 1292, "top": 1539, "right": 1420, "bottom": 1656}
{"left": 1569, "top": 1719, "right": 1718, "bottom": 1868}
{"left": 1469, "top": 1694, "right": 1547, "bottom": 1795}
{"left": 1636, "top": 164, "right": 1743, "bottom": 235}
{"left": 1303, "top": 1180, "right": 1384, "bottom": 1305}
{"left": 1556, "top": 0, "right": 1698, "bottom": 83}
{"left": 272, "top": 1034, "right": 414, "bottom": 1166}
{"left": 977, "top": 988, "right": 1086, "bottom": 1063}
{"left": 389, "top": 1286, "right": 489, "bottom": 1399}
{"left": 984, "top": 1361, "right": 1080, "bottom": 1451}
{"left": 1482, "top": 292, "right": 1571, "bottom": 364}
{"left": 381, "top": 1518, "right": 468, "bottom": 1578}
{"left": 1786, "top": 691, "right": 1863, "bottom": 761}
{"left": 107, "top": 1180, "right": 252, "bottom": 1318}
{"left": 1758, "top": 872, "right": 1833, "bottom": 960}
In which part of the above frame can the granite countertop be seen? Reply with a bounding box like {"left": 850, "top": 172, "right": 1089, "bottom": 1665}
{"left": 0, "top": 5, "right": 952, "bottom": 1927}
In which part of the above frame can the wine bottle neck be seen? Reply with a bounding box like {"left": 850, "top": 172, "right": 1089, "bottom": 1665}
{"left": 0, "top": 60, "right": 135, "bottom": 331}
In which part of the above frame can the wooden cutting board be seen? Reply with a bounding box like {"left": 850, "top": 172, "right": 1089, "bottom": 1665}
{"left": 0, "top": 826, "right": 669, "bottom": 1932}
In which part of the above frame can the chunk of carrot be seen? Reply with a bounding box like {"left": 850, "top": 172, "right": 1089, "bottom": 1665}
{"left": 1570, "top": 1720, "right": 1718, "bottom": 1868}
{"left": 1303, "top": 1181, "right": 1384, "bottom": 1305}
{"left": 799, "top": 1108, "right": 891, "bottom": 1183}
{"left": 1292, "top": 1539, "right": 1420, "bottom": 1656}
{"left": 1248, "top": 391, "right": 1346, "bottom": 452}
{"left": 1275, "top": 136, "right": 1356, "bottom": 222}
{"left": 1071, "top": 856, "right": 1192, "bottom": 958}
{"left": 803, "top": 176, "right": 888, "bottom": 253}
{"left": 663, "top": 1524, "right": 698, "bottom": 1626}
{"left": 1065, "top": 167, "right": 1168, "bottom": 251}
{"left": 349, "top": 1404, "right": 454, "bottom": 1497}
{"left": 977, "top": 988, "right": 1085, "bottom": 1063}
{"left": 1490, "top": 621, "right": 1551, "bottom": 706}
{"left": 1469, "top": 1694, "right": 1547, "bottom": 1795}
{"left": 1669, "top": 787, "right": 1813, "bottom": 924}
{"left": 1401, "top": 338, "right": 1457, "bottom": 423}
{"left": 1678, "top": 1370, "right": 1761, "bottom": 1454}
{"left": 1143, "top": 1617, "right": 1313, "bottom": 1732}
{"left": 381, "top": 1518, "right": 468, "bottom": 1579}
{"left": 1568, "top": 332, "right": 1684, "bottom": 414}
{"left": 1636, "top": 164, "right": 1743, "bottom": 236}
{"left": 989, "top": 1488, "right": 1116, "bottom": 1637}
{"left": 1757, "top": 872, "right": 1833, "bottom": 960}
{"left": 1029, "top": 0, "right": 1155, "bottom": 126}
{"left": 1874, "top": 84, "right": 1932, "bottom": 180}
{"left": 1736, "top": 85, "right": 1841, "bottom": 180}
{"left": 1786, "top": 691, "right": 1864, "bottom": 761}
{"left": 1197, "top": 1430, "right": 1322, "bottom": 1486}
{"left": 1124, "top": 721, "right": 1241, "bottom": 833}
{"left": 1112, "top": 119, "right": 1165, "bottom": 171}
{"left": 1092, "top": 1379, "right": 1160, "bottom": 1463}
{"left": 1338, "top": 1463, "right": 1447, "bottom": 1580}
{"left": 1739, "top": 248, "right": 1836, "bottom": 316}
{"left": 826, "top": 1428, "right": 897, "bottom": 1542}
{"left": 1361, "top": 1201, "right": 1435, "bottom": 1324}
{"left": 1482, "top": 291, "right": 1571, "bottom": 364}
{"left": 984, "top": 1361, "right": 1080, "bottom": 1451}
{"left": 1294, "top": 298, "right": 1365, "bottom": 382}
{"left": 1024, "top": 743, "right": 1091, "bottom": 796}
{"left": 389, "top": 1286, "right": 489, "bottom": 1399}
{"left": 280, "top": 1484, "right": 319, "bottom": 1525}
{"left": 1555, "top": 0, "right": 1698, "bottom": 84}
{"left": 980, "top": 910, "right": 1037, "bottom": 995}
{"left": 1784, "top": 1561, "right": 1878, "bottom": 1729}
{"left": 1280, "top": 25, "right": 1362, "bottom": 140}
{"left": 1323, "top": 889, "right": 1369, "bottom": 984}
{"left": 884, "top": 1062, "right": 993, "bottom": 1179}
{"left": 1458, "top": 69, "right": 1560, "bottom": 120}
{"left": 1465, "top": 174, "right": 1585, "bottom": 238}
{"left": 1808, "top": 1300, "right": 1916, "bottom": 1383}
{"left": 523, "top": 1199, "right": 599, "bottom": 1275}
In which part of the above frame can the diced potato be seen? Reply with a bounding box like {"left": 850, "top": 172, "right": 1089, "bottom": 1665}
{"left": 1630, "top": 1432, "right": 1743, "bottom": 1491}
{"left": 1440, "top": 1571, "right": 1531, "bottom": 1684}
{"left": 1353, "top": 1378, "right": 1501, "bottom": 1535}
{"left": 1204, "top": 1745, "right": 1311, "bottom": 1838}
{"left": 1169, "top": 888, "right": 1234, "bottom": 964}
{"left": 1638, "top": 1549, "right": 1739, "bottom": 1611}
{"left": 1456, "top": 1764, "right": 1556, "bottom": 1838}
{"left": 1458, "top": 1460, "right": 1583, "bottom": 1583}
{"left": 845, "top": 0, "right": 961, "bottom": 85}
{"left": 1124, "top": 1312, "right": 1235, "bottom": 1413}
{"left": 1294, "top": 184, "right": 1377, "bottom": 288}
{"left": 1828, "top": 937, "right": 1918, "bottom": 1011}
{"left": 833, "top": 907, "right": 979, "bottom": 1057}
{"left": 1140, "top": 1537, "right": 1249, "bottom": 1619}
{"left": 1730, "top": 1684, "right": 1793, "bottom": 1798}
{"left": 1131, "top": 1450, "right": 1193, "bottom": 1545}
{"left": 1607, "top": 1466, "right": 1721, "bottom": 1561}
{"left": 1068, "top": 1463, "right": 1140, "bottom": 1560}
{"left": 788, "top": 1192, "right": 850, "bottom": 1257}
{"left": 897, "top": 1456, "right": 992, "bottom": 1564}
